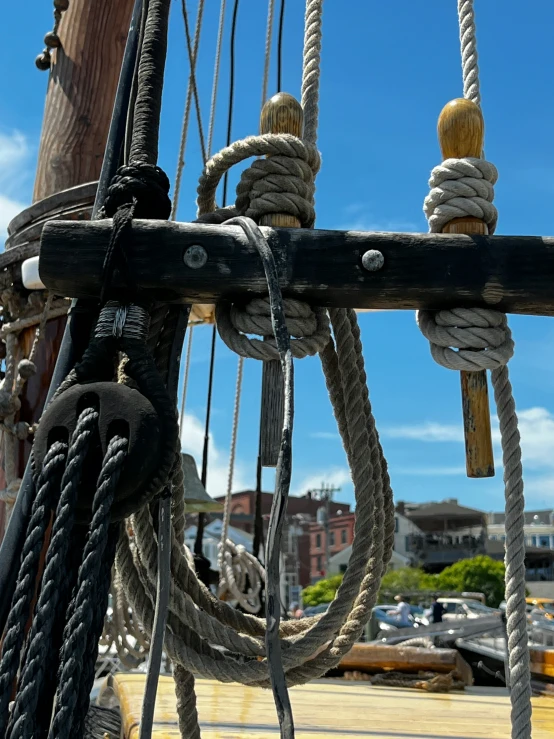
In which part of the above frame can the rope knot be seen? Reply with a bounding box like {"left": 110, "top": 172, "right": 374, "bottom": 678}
{"left": 417, "top": 307, "right": 514, "bottom": 371}
{"left": 196, "top": 133, "right": 320, "bottom": 227}
{"left": 103, "top": 162, "right": 172, "bottom": 220}
{"left": 235, "top": 137, "right": 319, "bottom": 227}
{"left": 423, "top": 157, "right": 498, "bottom": 234}
{"left": 216, "top": 297, "right": 330, "bottom": 360}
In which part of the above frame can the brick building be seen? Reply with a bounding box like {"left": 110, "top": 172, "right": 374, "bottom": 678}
{"left": 213, "top": 490, "right": 351, "bottom": 588}
{"left": 309, "top": 511, "right": 356, "bottom": 581}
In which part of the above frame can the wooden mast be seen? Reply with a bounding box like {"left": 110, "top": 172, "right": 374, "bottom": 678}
{"left": 0, "top": 0, "right": 135, "bottom": 536}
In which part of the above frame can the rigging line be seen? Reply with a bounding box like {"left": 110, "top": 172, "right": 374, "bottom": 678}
{"left": 178, "top": 325, "right": 194, "bottom": 440}
{"left": 171, "top": 0, "right": 206, "bottom": 220}
{"left": 277, "top": 0, "right": 286, "bottom": 93}
{"left": 194, "top": 323, "right": 217, "bottom": 557}
{"left": 207, "top": 0, "right": 227, "bottom": 158}
{"left": 221, "top": 0, "right": 240, "bottom": 208}
{"left": 225, "top": 216, "right": 295, "bottom": 739}
{"left": 181, "top": 0, "right": 208, "bottom": 164}
{"left": 221, "top": 356, "right": 244, "bottom": 548}
{"left": 261, "top": 0, "right": 275, "bottom": 107}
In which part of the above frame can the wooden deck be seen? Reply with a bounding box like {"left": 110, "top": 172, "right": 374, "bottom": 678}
{"left": 107, "top": 674, "right": 554, "bottom": 739}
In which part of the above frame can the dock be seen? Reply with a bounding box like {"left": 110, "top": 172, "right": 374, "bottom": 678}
{"left": 107, "top": 674, "right": 554, "bottom": 739}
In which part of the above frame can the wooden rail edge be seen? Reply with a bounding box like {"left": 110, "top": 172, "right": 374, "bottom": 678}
{"left": 40, "top": 220, "right": 554, "bottom": 316}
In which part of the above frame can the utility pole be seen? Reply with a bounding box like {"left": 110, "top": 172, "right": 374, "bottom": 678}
{"left": 309, "top": 482, "right": 341, "bottom": 578}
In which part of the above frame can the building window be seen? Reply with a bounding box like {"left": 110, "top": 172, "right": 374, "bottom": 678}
{"left": 316, "top": 533, "right": 321, "bottom": 549}
{"left": 341, "top": 529, "right": 347, "bottom": 544}
{"left": 330, "top": 532, "right": 335, "bottom": 546}
{"left": 491, "top": 535, "right": 497, "bottom": 541}
{"left": 317, "top": 555, "right": 322, "bottom": 572}
{"left": 501, "top": 535, "right": 506, "bottom": 542}
{"left": 405, "top": 535, "right": 410, "bottom": 552}
{"left": 532, "top": 535, "right": 538, "bottom": 546}
{"left": 394, "top": 517, "right": 399, "bottom": 533}
{"left": 339, "top": 564, "right": 347, "bottom": 573}
{"left": 539, "top": 535, "right": 550, "bottom": 547}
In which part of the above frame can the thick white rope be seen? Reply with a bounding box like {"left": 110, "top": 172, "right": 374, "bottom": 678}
{"left": 117, "top": 0, "right": 387, "bottom": 712}
{"left": 458, "top": 0, "right": 480, "bottom": 106}
{"left": 418, "top": 4, "right": 532, "bottom": 738}
{"left": 261, "top": 0, "right": 275, "bottom": 108}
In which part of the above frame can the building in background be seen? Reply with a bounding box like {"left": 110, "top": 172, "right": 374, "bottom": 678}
{"left": 328, "top": 545, "right": 410, "bottom": 576}
{"left": 309, "top": 511, "right": 356, "bottom": 581}
{"left": 211, "top": 490, "right": 352, "bottom": 593}
{"left": 184, "top": 519, "right": 255, "bottom": 571}
{"left": 487, "top": 509, "right": 554, "bottom": 550}
{"left": 394, "top": 511, "right": 423, "bottom": 564}
{"left": 397, "top": 499, "right": 487, "bottom": 572}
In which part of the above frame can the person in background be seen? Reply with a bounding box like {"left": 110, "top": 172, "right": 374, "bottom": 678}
{"left": 288, "top": 602, "right": 304, "bottom": 619}
{"left": 389, "top": 595, "right": 412, "bottom": 626}
{"left": 431, "top": 596, "right": 445, "bottom": 623}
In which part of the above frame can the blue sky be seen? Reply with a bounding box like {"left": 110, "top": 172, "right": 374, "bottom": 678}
{"left": 2, "top": 1, "right": 554, "bottom": 514}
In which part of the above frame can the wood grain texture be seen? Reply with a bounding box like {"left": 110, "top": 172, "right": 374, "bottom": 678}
{"left": 105, "top": 673, "right": 554, "bottom": 739}
{"left": 40, "top": 220, "right": 554, "bottom": 316}
{"left": 33, "top": 0, "right": 134, "bottom": 201}
{"left": 438, "top": 98, "right": 494, "bottom": 479}
{"left": 258, "top": 93, "right": 304, "bottom": 467}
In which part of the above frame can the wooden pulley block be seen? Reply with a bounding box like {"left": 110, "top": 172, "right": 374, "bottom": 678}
{"left": 33, "top": 382, "right": 162, "bottom": 523}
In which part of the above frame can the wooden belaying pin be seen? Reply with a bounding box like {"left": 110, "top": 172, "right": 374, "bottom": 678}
{"left": 258, "top": 92, "right": 303, "bottom": 467}
{"left": 437, "top": 98, "right": 494, "bottom": 479}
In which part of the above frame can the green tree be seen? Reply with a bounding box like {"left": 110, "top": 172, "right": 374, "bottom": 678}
{"left": 302, "top": 575, "right": 344, "bottom": 607}
{"left": 435, "top": 555, "right": 505, "bottom": 607}
{"left": 378, "top": 567, "right": 437, "bottom": 601}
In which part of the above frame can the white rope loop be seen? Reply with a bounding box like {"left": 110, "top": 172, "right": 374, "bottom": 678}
{"left": 218, "top": 540, "right": 265, "bottom": 614}
{"left": 196, "top": 133, "right": 321, "bottom": 225}
{"left": 216, "top": 299, "right": 330, "bottom": 361}
{"left": 423, "top": 157, "right": 498, "bottom": 234}
{"left": 417, "top": 308, "right": 514, "bottom": 372}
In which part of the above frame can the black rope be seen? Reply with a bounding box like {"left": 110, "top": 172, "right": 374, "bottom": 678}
{"left": 139, "top": 490, "right": 172, "bottom": 739}
{"left": 7, "top": 408, "right": 99, "bottom": 739}
{"left": 0, "top": 442, "right": 68, "bottom": 738}
{"left": 194, "top": 324, "right": 217, "bottom": 558}
{"left": 221, "top": 0, "right": 240, "bottom": 207}
{"left": 70, "top": 524, "right": 120, "bottom": 739}
{"left": 129, "top": 0, "right": 172, "bottom": 164}
{"left": 277, "top": 0, "right": 286, "bottom": 93}
{"left": 224, "top": 216, "right": 295, "bottom": 739}
{"left": 49, "top": 435, "right": 128, "bottom": 739}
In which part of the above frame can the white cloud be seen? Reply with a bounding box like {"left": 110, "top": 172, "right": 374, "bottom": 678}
{"left": 382, "top": 421, "right": 463, "bottom": 443}
{"left": 383, "top": 406, "right": 554, "bottom": 474}
{"left": 335, "top": 203, "right": 421, "bottom": 234}
{"left": 394, "top": 465, "right": 467, "bottom": 477}
{"left": 179, "top": 411, "right": 250, "bottom": 498}
{"left": 0, "top": 131, "right": 32, "bottom": 240}
{"left": 309, "top": 431, "right": 340, "bottom": 440}
{"left": 291, "top": 467, "right": 351, "bottom": 498}
{"left": 0, "top": 194, "right": 26, "bottom": 237}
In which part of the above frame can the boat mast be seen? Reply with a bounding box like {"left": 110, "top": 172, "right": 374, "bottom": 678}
{"left": 0, "top": 0, "right": 136, "bottom": 539}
